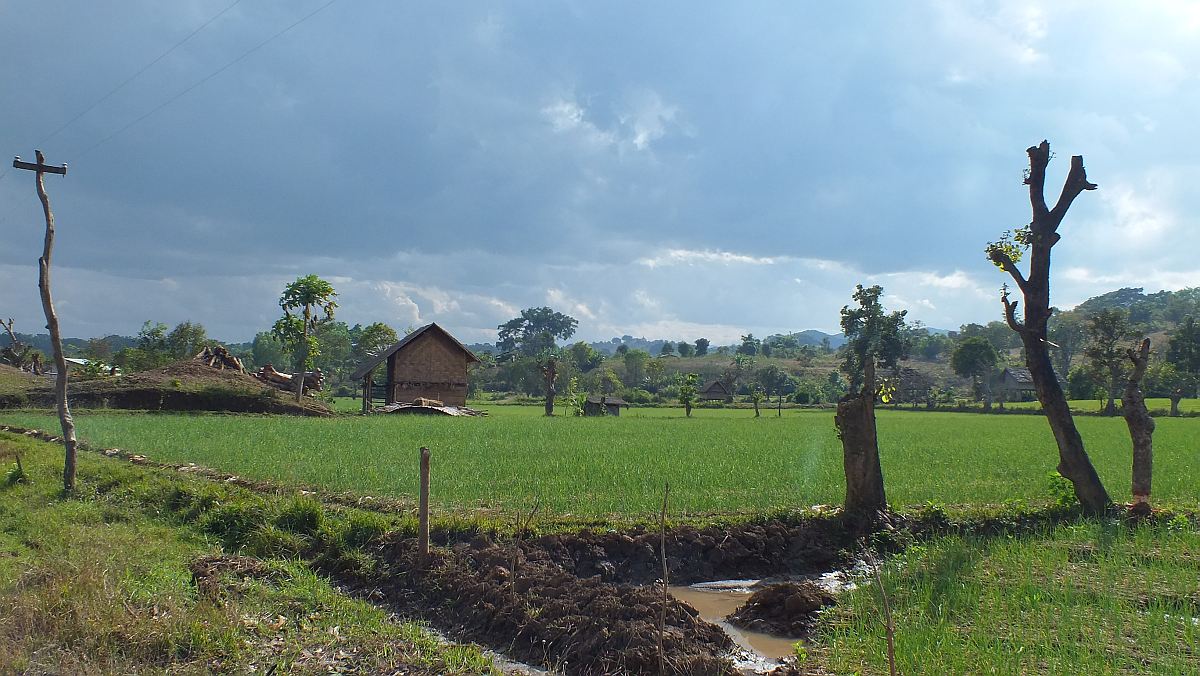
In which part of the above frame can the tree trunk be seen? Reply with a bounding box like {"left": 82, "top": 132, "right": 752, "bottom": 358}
{"left": 992, "top": 142, "right": 1111, "bottom": 516}
{"left": 1123, "top": 339, "right": 1154, "bottom": 515}
{"left": 32, "top": 151, "right": 78, "bottom": 491}
{"left": 294, "top": 305, "right": 310, "bottom": 404}
{"left": 1023, "top": 335, "right": 1111, "bottom": 513}
{"left": 981, "top": 375, "right": 993, "bottom": 412}
{"left": 542, "top": 360, "right": 556, "bottom": 416}
{"left": 836, "top": 362, "right": 886, "bottom": 521}
{"left": 753, "top": 398, "right": 760, "bottom": 417}
{"left": 1169, "top": 390, "right": 1182, "bottom": 417}
{"left": 684, "top": 401, "right": 692, "bottom": 418}
{"left": 1105, "top": 374, "right": 1121, "bottom": 416}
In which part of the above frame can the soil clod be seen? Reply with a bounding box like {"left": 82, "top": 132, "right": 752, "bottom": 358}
{"left": 727, "top": 581, "right": 836, "bottom": 638}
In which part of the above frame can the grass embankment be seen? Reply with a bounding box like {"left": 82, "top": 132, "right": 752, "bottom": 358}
{"left": 1, "top": 407, "right": 1197, "bottom": 520}
{"left": 0, "top": 365, "right": 37, "bottom": 397}
{"left": 0, "top": 431, "right": 495, "bottom": 674}
{"left": 816, "top": 519, "right": 1200, "bottom": 673}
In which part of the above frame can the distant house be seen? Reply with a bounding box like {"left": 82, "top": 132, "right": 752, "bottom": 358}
{"left": 698, "top": 380, "right": 733, "bottom": 403}
{"left": 59, "top": 357, "right": 116, "bottom": 376}
{"left": 584, "top": 394, "right": 628, "bottom": 416}
{"left": 350, "top": 323, "right": 479, "bottom": 409}
{"left": 996, "top": 367, "right": 1066, "bottom": 402}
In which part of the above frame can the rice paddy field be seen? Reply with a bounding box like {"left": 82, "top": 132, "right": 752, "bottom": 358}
{"left": 2, "top": 406, "right": 1197, "bottom": 519}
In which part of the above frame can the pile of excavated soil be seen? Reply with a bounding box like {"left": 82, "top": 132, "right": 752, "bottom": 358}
{"left": 1, "top": 359, "right": 331, "bottom": 416}
{"left": 346, "top": 520, "right": 854, "bottom": 675}
{"left": 728, "top": 582, "right": 836, "bottom": 638}
{"left": 529, "top": 520, "right": 855, "bottom": 585}
{"left": 376, "top": 536, "right": 737, "bottom": 675}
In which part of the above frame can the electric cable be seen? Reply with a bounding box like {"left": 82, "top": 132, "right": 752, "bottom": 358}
{"left": 76, "top": 0, "right": 340, "bottom": 159}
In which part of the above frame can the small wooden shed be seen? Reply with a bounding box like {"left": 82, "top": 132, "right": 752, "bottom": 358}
{"left": 996, "top": 367, "right": 1066, "bottom": 402}
{"left": 698, "top": 380, "right": 733, "bottom": 402}
{"left": 584, "top": 394, "right": 628, "bottom": 416}
{"left": 350, "top": 323, "right": 479, "bottom": 410}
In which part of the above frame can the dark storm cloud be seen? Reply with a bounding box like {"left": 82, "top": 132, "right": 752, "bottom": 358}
{"left": 2, "top": 2, "right": 1198, "bottom": 342}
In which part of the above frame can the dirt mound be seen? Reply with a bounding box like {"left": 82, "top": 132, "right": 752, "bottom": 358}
{"left": 530, "top": 520, "right": 854, "bottom": 585}
{"left": 375, "top": 536, "right": 737, "bottom": 675}
{"left": 728, "top": 582, "right": 836, "bottom": 638}
{"left": 343, "top": 520, "right": 853, "bottom": 675}
{"left": 1, "top": 359, "right": 331, "bottom": 416}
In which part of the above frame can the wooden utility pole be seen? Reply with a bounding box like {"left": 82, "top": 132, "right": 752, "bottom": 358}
{"left": 13, "top": 151, "right": 77, "bottom": 491}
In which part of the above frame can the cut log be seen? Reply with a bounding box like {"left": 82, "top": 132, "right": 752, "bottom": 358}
{"left": 254, "top": 363, "right": 324, "bottom": 394}
{"left": 193, "top": 345, "right": 246, "bottom": 372}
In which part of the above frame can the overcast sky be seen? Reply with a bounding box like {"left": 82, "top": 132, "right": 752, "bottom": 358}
{"left": 2, "top": 1, "right": 1197, "bottom": 344}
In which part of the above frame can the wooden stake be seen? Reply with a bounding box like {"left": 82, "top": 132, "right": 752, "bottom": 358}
{"left": 361, "top": 374, "right": 371, "bottom": 414}
{"left": 417, "top": 446, "right": 430, "bottom": 566}
{"left": 13, "top": 151, "right": 76, "bottom": 491}
{"left": 658, "top": 481, "right": 670, "bottom": 675}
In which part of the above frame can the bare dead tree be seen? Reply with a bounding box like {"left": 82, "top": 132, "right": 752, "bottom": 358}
{"left": 987, "top": 141, "right": 1111, "bottom": 515}
{"left": 1, "top": 318, "right": 30, "bottom": 370}
{"left": 1123, "top": 338, "right": 1154, "bottom": 515}
{"left": 13, "top": 151, "right": 77, "bottom": 491}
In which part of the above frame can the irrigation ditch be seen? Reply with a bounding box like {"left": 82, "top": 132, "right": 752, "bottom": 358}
{"left": 331, "top": 518, "right": 860, "bottom": 674}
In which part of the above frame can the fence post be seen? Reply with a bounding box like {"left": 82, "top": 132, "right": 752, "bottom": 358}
{"left": 417, "top": 446, "right": 431, "bottom": 566}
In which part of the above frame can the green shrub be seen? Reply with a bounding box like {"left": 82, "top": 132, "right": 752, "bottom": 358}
{"left": 1046, "top": 472, "right": 1076, "bottom": 509}
{"left": 4, "top": 462, "right": 28, "bottom": 486}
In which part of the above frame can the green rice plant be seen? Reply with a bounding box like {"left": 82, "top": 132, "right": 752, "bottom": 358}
{"left": 2, "top": 407, "right": 1197, "bottom": 518}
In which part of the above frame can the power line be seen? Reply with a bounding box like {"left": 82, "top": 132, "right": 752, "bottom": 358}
{"left": 77, "top": 0, "right": 340, "bottom": 160}
{"left": 36, "top": 0, "right": 245, "bottom": 148}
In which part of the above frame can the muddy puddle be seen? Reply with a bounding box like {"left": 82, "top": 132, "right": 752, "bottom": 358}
{"left": 670, "top": 582, "right": 797, "bottom": 661}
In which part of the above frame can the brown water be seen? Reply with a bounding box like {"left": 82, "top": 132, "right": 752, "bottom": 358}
{"left": 668, "top": 584, "right": 798, "bottom": 661}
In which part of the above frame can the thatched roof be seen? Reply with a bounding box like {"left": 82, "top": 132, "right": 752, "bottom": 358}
{"left": 350, "top": 322, "right": 479, "bottom": 381}
{"left": 700, "top": 380, "right": 731, "bottom": 394}
{"left": 1001, "top": 367, "right": 1066, "bottom": 387}
{"left": 585, "top": 395, "right": 628, "bottom": 406}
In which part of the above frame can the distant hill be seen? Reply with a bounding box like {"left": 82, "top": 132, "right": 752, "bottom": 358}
{"left": 786, "top": 329, "right": 847, "bottom": 348}
{"left": 1071, "top": 286, "right": 1199, "bottom": 329}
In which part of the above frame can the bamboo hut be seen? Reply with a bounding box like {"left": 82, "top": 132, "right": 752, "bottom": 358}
{"left": 350, "top": 323, "right": 479, "bottom": 410}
